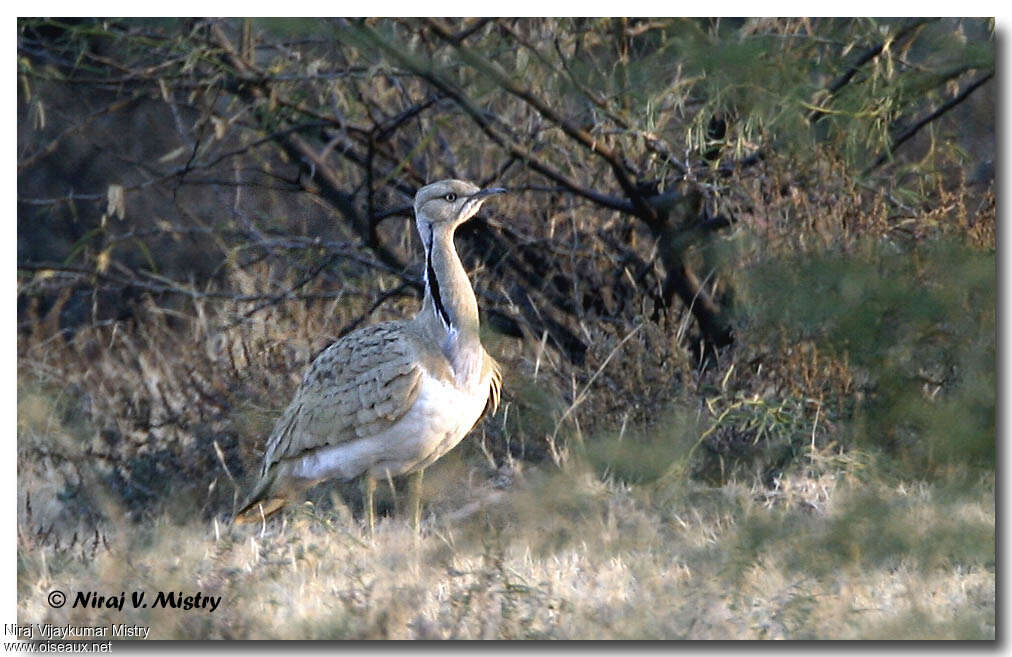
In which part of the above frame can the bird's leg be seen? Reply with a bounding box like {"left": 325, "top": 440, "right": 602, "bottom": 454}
{"left": 384, "top": 470, "right": 398, "bottom": 515}
{"left": 408, "top": 468, "right": 425, "bottom": 534}
{"left": 362, "top": 476, "right": 376, "bottom": 537}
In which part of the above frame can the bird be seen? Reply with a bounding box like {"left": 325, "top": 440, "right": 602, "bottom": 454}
{"left": 235, "top": 179, "right": 505, "bottom": 533}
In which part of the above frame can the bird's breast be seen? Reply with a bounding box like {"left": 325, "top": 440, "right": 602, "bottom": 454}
{"left": 442, "top": 336, "right": 486, "bottom": 389}
{"left": 286, "top": 365, "right": 491, "bottom": 484}
{"left": 354, "top": 366, "right": 489, "bottom": 479}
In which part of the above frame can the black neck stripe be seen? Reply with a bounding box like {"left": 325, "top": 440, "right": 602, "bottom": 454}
{"left": 425, "top": 226, "right": 452, "bottom": 329}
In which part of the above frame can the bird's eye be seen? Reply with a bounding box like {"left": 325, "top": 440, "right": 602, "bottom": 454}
{"left": 444, "top": 193, "right": 457, "bottom": 202}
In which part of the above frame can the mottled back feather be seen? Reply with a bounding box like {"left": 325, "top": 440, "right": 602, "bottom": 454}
{"left": 259, "top": 321, "right": 425, "bottom": 475}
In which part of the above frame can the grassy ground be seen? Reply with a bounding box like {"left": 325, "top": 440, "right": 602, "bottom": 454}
{"left": 16, "top": 163, "right": 995, "bottom": 640}
{"left": 16, "top": 367, "right": 994, "bottom": 639}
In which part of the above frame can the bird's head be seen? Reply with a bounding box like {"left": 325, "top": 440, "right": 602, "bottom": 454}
{"left": 413, "top": 179, "right": 506, "bottom": 236}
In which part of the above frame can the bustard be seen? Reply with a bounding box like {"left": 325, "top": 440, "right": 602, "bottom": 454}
{"left": 235, "top": 179, "right": 504, "bottom": 532}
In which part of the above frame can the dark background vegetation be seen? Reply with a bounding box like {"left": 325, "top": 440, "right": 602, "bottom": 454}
{"left": 17, "top": 18, "right": 994, "bottom": 638}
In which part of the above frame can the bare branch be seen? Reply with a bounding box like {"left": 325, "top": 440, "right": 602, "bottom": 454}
{"left": 18, "top": 94, "right": 145, "bottom": 171}
{"left": 809, "top": 18, "right": 938, "bottom": 125}
{"left": 350, "top": 20, "right": 633, "bottom": 215}
{"left": 865, "top": 70, "right": 994, "bottom": 174}
{"left": 423, "top": 18, "right": 660, "bottom": 224}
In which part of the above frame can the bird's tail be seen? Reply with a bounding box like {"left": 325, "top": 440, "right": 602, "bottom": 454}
{"left": 233, "top": 468, "right": 289, "bottom": 524}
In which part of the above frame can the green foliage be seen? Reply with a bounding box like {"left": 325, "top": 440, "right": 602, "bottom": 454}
{"left": 252, "top": 18, "right": 332, "bottom": 39}
{"left": 740, "top": 239, "right": 995, "bottom": 477}
{"left": 730, "top": 474, "right": 994, "bottom": 582}
{"left": 694, "top": 394, "right": 820, "bottom": 485}
{"left": 585, "top": 406, "right": 702, "bottom": 485}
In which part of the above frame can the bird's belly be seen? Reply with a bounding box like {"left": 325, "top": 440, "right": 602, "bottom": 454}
{"left": 293, "top": 372, "right": 488, "bottom": 483}
{"left": 368, "top": 372, "right": 488, "bottom": 477}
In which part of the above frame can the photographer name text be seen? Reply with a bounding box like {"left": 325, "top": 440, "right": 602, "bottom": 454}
{"left": 6, "top": 623, "right": 147, "bottom": 640}
{"left": 64, "top": 590, "right": 221, "bottom": 613}
{"left": 73, "top": 590, "right": 221, "bottom": 612}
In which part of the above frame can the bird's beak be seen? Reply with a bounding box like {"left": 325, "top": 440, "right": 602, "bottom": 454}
{"left": 474, "top": 187, "right": 507, "bottom": 199}
{"left": 461, "top": 187, "right": 507, "bottom": 222}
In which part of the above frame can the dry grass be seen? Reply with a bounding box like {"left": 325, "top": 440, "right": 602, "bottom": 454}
{"left": 16, "top": 148, "right": 995, "bottom": 639}
{"left": 17, "top": 435, "right": 994, "bottom": 639}
{"left": 17, "top": 299, "right": 995, "bottom": 639}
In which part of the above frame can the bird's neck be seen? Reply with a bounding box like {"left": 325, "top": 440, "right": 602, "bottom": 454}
{"left": 419, "top": 223, "right": 484, "bottom": 381}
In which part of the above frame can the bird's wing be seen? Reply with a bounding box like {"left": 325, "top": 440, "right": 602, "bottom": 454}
{"left": 258, "top": 322, "right": 425, "bottom": 474}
